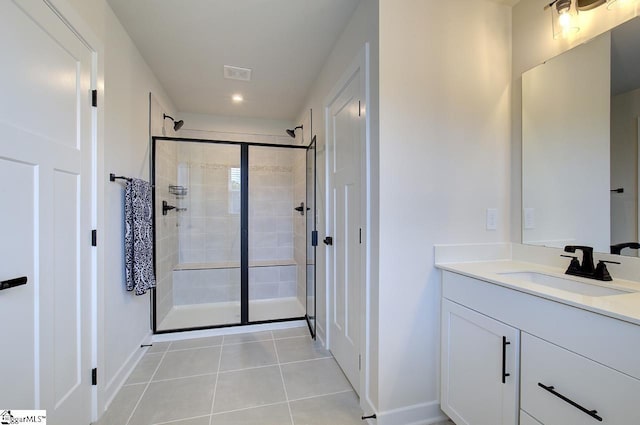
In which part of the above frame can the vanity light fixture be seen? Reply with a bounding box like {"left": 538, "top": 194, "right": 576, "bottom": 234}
{"left": 545, "top": 0, "right": 580, "bottom": 39}
{"left": 575, "top": 0, "right": 631, "bottom": 9}
{"left": 546, "top": 0, "right": 638, "bottom": 39}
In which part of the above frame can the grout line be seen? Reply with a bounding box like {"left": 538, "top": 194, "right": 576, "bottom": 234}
{"left": 204, "top": 389, "right": 355, "bottom": 418}
{"left": 152, "top": 414, "right": 211, "bottom": 425}
{"left": 124, "top": 345, "right": 171, "bottom": 425}
{"left": 218, "top": 362, "right": 280, "bottom": 374}
{"left": 278, "top": 356, "right": 333, "bottom": 367}
{"left": 167, "top": 344, "right": 223, "bottom": 353}
{"left": 288, "top": 389, "right": 354, "bottom": 403}
{"left": 148, "top": 371, "right": 218, "bottom": 384}
{"left": 209, "top": 334, "right": 225, "bottom": 425}
{"left": 209, "top": 401, "right": 290, "bottom": 417}
{"left": 272, "top": 331, "right": 295, "bottom": 425}
{"left": 272, "top": 334, "right": 310, "bottom": 342}
{"left": 222, "top": 337, "right": 274, "bottom": 347}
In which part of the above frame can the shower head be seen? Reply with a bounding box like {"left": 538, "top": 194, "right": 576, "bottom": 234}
{"left": 286, "top": 125, "right": 303, "bottom": 138}
{"left": 163, "top": 114, "right": 184, "bottom": 132}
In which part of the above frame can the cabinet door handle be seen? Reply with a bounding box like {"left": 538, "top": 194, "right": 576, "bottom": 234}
{"left": 501, "top": 336, "right": 511, "bottom": 384}
{"left": 0, "top": 276, "right": 28, "bottom": 291}
{"left": 538, "top": 383, "right": 603, "bottom": 422}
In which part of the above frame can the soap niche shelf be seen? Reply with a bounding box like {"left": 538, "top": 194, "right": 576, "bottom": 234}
{"left": 169, "top": 185, "right": 188, "bottom": 196}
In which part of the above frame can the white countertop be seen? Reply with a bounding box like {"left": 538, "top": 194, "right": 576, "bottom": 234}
{"left": 436, "top": 259, "right": 640, "bottom": 326}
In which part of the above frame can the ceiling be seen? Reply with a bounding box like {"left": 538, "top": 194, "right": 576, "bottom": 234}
{"left": 107, "top": 0, "right": 361, "bottom": 121}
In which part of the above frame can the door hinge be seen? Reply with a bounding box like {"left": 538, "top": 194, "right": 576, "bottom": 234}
{"left": 359, "top": 354, "right": 362, "bottom": 371}
{"left": 91, "top": 229, "right": 97, "bottom": 246}
{"left": 359, "top": 228, "right": 362, "bottom": 244}
{"left": 358, "top": 100, "right": 361, "bottom": 117}
{"left": 311, "top": 230, "right": 318, "bottom": 247}
{"left": 91, "top": 90, "right": 97, "bottom": 107}
{"left": 91, "top": 368, "right": 97, "bottom": 385}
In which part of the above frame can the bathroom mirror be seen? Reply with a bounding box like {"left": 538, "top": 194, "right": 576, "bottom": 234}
{"left": 522, "top": 17, "right": 640, "bottom": 256}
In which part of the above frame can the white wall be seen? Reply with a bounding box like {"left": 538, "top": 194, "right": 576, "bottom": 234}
{"left": 522, "top": 34, "right": 611, "bottom": 251}
{"left": 378, "top": 0, "right": 511, "bottom": 422}
{"left": 611, "top": 87, "right": 640, "bottom": 246}
{"left": 511, "top": 0, "right": 639, "bottom": 243}
{"left": 294, "top": 0, "right": 379, "bottom": 411}
{"left": 179, "top": 112, "right": 293, "bottom": 143}
{"left": 63, "top": 0, "right": 177, "bottom": 417}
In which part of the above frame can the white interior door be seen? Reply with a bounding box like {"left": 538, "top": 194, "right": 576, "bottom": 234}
{"left": 326, "top": 65, "right": 364, "bottom": 393}
{"left": 0, "top": 1, "right": 94, "bottom": 423}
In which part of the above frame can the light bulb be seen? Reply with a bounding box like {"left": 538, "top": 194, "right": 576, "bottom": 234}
{"left": 558, "top": 11, "right": 572, "bottom": 29}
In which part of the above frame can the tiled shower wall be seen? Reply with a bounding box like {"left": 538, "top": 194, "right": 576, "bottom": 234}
{"left": 173, "top": 264, "right": 297, "bottom": 305}
{"left": 168, "top": 141, "right": 305, "bottom": 304}
{"left": 293, "top": 150, "right": 307, "bottom": 309}
{"left": 154, "top": 141, "right": 179, "bottom": 325}
{"left": 176, "top": 143, "right": 241, "bottom": 264}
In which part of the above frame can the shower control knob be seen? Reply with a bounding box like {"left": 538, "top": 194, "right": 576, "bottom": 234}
{"left": 323, "top": 236, "right": 333, "bottom": 246}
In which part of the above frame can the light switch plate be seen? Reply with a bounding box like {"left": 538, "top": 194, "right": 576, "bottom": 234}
{"left": 524, "top": 208, "right": 535, "bottom": 230}
{"left": 486, "top": 208, "right": 497, "bottom": 230}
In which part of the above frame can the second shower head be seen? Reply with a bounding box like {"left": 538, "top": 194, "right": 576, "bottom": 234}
{"left": 286, "top": 125, "right": 303, "bottom": 138}
{"left": 163, "top": 114, "right": 184, "bottom": 131}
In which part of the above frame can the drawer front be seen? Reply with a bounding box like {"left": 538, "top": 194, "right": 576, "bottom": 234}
{"left": 520, "top": 410, "right": 542, "bottom": 425}
{"left": 521, "top": 333, "right": 640, "bottom": 425}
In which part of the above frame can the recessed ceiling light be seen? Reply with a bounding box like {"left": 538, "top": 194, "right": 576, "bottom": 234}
{"left": 232, "top": 94, "right": 243, "bottom": 103}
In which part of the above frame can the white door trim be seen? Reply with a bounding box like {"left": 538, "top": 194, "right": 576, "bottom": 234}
{"left": 44, "top": 0, "right": 105, "bottom": 421}
{"left": 324, "top": 43, "right": 372, "bottom": 411}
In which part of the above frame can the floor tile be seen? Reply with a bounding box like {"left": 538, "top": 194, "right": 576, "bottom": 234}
{"left": 128, "top": 374, "right": 216, "bottom": 425}
{"left": 289, "top": 391, "right": 362, "bottom": 425}
{"left": 272, "top": 326, "right": 310, "bottom": 340}
{"left": 281, "top": 358, "right": 352, "bottom": 400}
{"left": 156, "top": 416, "right": 211, "bottom": 425}
{"left": 169, "top": 336, "right": 223, "bottom": 351}
{"left": 275, "top": 336, "right": 329, "bottom": 364}
{"left": 224, "top": 330, "right": 273, "bottom": 345}
{"left": 94, "top": 383, "right": 145, "bottom": 425}
{"left": 213, "top": 366, "right": 286, "bottom": 413}
{"left": 210, "top": 403, "right": 292, "bottom": 425}
{"left": 126, "top": 353, "right": 164, "bottom": 384}
{"left": 219, "top": 340, "right": 278, "bottom": 371}
{"left": 147, "top": 341, "right": 171, "bottom": 354}
{"left": 153, "top": 346, "right": 221, "bottom": 381}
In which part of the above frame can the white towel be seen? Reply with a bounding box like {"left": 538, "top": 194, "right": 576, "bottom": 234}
{"left": 125, "top": 178, "right": 156, "bottom": 295}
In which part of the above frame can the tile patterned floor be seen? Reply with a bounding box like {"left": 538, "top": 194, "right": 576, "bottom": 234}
{"left": 96, "top": 327, "right": 366, "bottom": 425}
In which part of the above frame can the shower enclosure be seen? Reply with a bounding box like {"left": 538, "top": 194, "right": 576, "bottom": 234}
{"left": 151, "top": 136, "right": 316, "bottom": 335}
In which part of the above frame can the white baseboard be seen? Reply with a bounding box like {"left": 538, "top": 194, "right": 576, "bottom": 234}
{"left": 376, "top": 400, "right": 448, "bottom": 425}
{"left": 100, "top": 331, "right": 152, "bottom": 415}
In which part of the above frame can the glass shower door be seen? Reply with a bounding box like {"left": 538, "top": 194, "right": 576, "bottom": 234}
{"left": 248, "top": 145, "right": 307, "bottom": 322}
{"left": 306, "top": 137, "right": 317, "bottom": 337}
{"left": 154, "top": 140, "right": 242, "bottom": 331}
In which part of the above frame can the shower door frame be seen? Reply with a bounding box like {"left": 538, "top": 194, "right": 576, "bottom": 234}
{"left": 151, "top": 136, "right": 312, "bottom": 334}
{"left": 305, "top": 136, "right": 318, "bottom": 339}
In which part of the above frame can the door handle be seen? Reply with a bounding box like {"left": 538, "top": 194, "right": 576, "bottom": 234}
{"left": 294, "top": 202, "right": 305, "bottom": 215}
{"left": 502, "top": 336, "right": 511, "bottom": 383}
{"left": 0, "top": 276, "right": 28, "bottom": 291}
{"left": 323, "top": 236, "right": 333, "bottom": 246}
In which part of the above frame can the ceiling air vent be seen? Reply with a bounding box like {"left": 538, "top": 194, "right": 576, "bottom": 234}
{"left": 224, "top": 65, "right": 252, "bottom": 81}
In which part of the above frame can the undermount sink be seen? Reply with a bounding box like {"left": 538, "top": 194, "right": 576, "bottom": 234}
{"left": 497, "top": 271, "right": 628, "bottom": 297}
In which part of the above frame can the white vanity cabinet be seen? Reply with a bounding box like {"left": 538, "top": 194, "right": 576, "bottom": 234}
{"left": 441, "top": 300, "right": 520, "bottom": 425}
{"left": 440, "top": 269, "right": 640, "bottom": 425}
{"left": 521, "top": 333, "right": 640, "bottom": 425}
